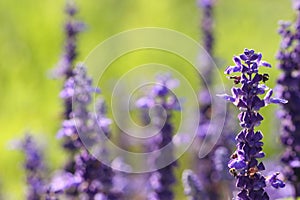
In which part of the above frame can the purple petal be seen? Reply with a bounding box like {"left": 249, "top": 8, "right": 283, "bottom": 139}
{"left": 233, "top": 56, "right": 242, "bottom": 66}
{"left": 239, "top": 54, "right": 248, "bottom": 61}
{"left": 264, "top": 89, "right": 273, "bottom": 101}
{"left": 250, "top": 53, "right": 259, "bottom": 61}
{"left": 269, "top": 98, "right": 288, "bottom": 104}
{"left": 228, "top": 158, "right": 246, "bottom": 170}
{"left": 257, "top": 53, "right": 262, "bottom": 62}
{"left": 261, "top": 61, "right": 271, "bottom": 67}
{"left": 257, "top": 162, "right": 265, "bottom": 170}
{"left": 254, "top": 131, "right": 263, "bottom": 141}
{"left": 255, "top": 152, "right": 265, "bottom": 158}
{"left": 217, "top": 94, "right": 235, "bottom": 102}
{"left": 225, "top": 65, "right": 241, "bottom": 74}
{"left": 136, "top": 97, "right": 153, "bottom": 108}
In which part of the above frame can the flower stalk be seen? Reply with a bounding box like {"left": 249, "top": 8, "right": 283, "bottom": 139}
{"left": 220, "top": 49, "right": 286, "bottom": 199}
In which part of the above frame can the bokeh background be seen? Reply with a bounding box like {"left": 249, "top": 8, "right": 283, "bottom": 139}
{"left": 0, "top": 0, "right": 294, "bottom": 199}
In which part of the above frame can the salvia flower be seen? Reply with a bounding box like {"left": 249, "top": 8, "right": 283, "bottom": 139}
{"left": 53, "top": 0, "right": 86, "bottom": 127}
{"left": 196, "top": 1, "right": 235, "bottom": 198}
{"left": 198, "top": 0, "right": 215, "bottom": 57}
{"left": 74, "top": 150, "right": 120, "bottom": 200}
{"left": 219, "top": 49, "right": 286, "bottom": 199}
{"left": 54, "top": 64, "right": 100, "bottom": 199}
{"left": 182, "top": 169, "right": 208, "bottom": 200}
{"left": 54, "top": 0, "right": 85, "bottom": 79}
{"left": 277, "top": 3, "right": 300, "bottom": 197}
{"left": 196, "top": 0, "right": 215, "bottom": 87}
{"left": 137, "top": 73, "right": 180, "bottom": 200}
{"left": 73, "top": 98, "right": 121, "bottom": 200}
{"left": 59, "top": 64, "right": 99, "bottom": 152}
{"left": 20, "top": 135, "right": 46, "bottom": 200}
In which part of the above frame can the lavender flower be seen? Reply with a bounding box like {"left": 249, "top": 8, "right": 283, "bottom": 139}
{"left": 74, "top": 150, "right": 120, "bottom": 200}
{"left": 277, "top": 3, "right": 300, "bottom": 197}
{"left": 219, "top": 49, "right": 286, "bottom": 199}
{"left": 54, "top": 0, "right": 85, "bottom": 123}
{"left": 137, "top": 74, "right": 180, "bottom": 200}
{"left": 59, "top": 64, "right": 98, "bottom": 153}
{"left": 21, "top": 135, "right": 46, "bottom": 200}
{"left": 55, "top": 63, "right": 122, "bottom": 200}
{"left": 55, "top": 1, "right": 85, "bottom": 80}
{"left": 182, "top": 169, "right": 208, "bottom": 200}
{"left": 47, "top": 171, "right": 82, "bottom": 197}
{"left": 196, "top": 1, "right": 235, "bottom": 198}
{"left": 74, "top": 98, "right": 121, "bottom": 200}
{"left": 198, "top": 0, "right": 215, "bottom": 57}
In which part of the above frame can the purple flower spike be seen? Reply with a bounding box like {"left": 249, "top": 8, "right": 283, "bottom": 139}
{"left": 220, "top": 49, "right": 285, "bottom": 199}
{"left": 182, "top": 169, "right": 208, "bottom": 200}
{"left": 138, "top": 74, "right": 180, "bottom": 200}
{"left": 198, "top": 0, "right": 215, "bottom": 57}
{"left": 277, "top": 3, "right": 300, "bottom": 197}
{"left": 20, "top": 135, "right": 46, "bottom": 200}
{"left": 196, "top": 1, "right": 235, "bottom": 199}
{"left": 54, "top": 0, "right": 85, "bottom": 80}
{"left": 58, "top": 64, "right": 97, "bottom": 152}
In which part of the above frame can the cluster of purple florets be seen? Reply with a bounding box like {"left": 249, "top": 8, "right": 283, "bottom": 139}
{"left": 137, "top": 74, "right": 180, "bottom": 200}
{"left": 220, "top": 49, "right": 286, "bottom": 199}
{"left": 194, "top": 0, "right": 235, "bottom": 199}
{"left": 15, "top": 1, "right": 300, "bottom": 200}
{"left": 277, "top": 2, "right": 300, "bottom": 197}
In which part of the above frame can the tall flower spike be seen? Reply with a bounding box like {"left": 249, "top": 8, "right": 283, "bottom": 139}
{"left": 55, "top": 0, "right": 85, "bottom": 80}
{"left": 74, "top": 150, "right": 120, "bottom": 200}
{"left": 55, "top": 0, "right": 87, "bottom": 177}
{"left": 198, "top": 0, "right": 215, "bottom": 57}
{"left": 20, "top": 134, "right": 46, "bottom": 200}
{"left": 54, "top": 64, "right": 99, "bottom": 199}
{"left": 219, "top": 49, "right": 286, "bottom": 199}
{"left": 137, "top": 73, "right": 180, "bottom": 200}
{"left": 277, "top": 2, "right": 300, "bottom": 197}
{"left": 58, "top": 64, "right": 99, "bottom": 153}
{"left": 196, "top": 0, "right": 235, "bottom": 199}
{"left": 182, "top": 169, "right": 208, "bottom": 200}
{"left": 197, "top": 0, "right": 215, "bottom": 86}
{"left": 73, "top": 99, "right": 121, "bottom": 200}
{"left": 54, "top": 0, "right": 85, "bottom": 120}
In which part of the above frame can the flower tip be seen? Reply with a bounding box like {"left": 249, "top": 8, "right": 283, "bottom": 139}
{"left": 216, "top": 94, "right": 235, "bottom": 102}
{"left": 269, "top": 98, "right": 288, "bottom": 104}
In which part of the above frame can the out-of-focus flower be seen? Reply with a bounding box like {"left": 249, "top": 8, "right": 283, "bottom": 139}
{"left": 20, "top": 135, "right": 46, "bottom": 200}
{"left": 137, "top": 74, "right": 180, "bottom": 200}
{"left": 182, "top": 169, "right": 208, "bottom": 200}
{"left": 277, "top": 2, "right": 300, "bottom": 197}
{"left": 53, "top": 1, "right": 85, "bottom": 79}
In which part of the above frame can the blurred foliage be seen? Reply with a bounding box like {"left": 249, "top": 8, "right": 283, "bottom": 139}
{"left": 0, "top": 0, "right": 294, "bottom": 199}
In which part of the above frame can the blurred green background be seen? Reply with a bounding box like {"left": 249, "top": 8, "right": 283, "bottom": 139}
{"left": 0, "top": 0, "right": 294, "bottom": 199}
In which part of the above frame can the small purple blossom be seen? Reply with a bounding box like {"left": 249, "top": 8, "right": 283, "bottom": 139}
{"left": 48, "top": 171, "right": 82, "bottom": 194}
{"left": 220, "top": 49, "right": 286, "bottom": 199}
{"left": 267, "top": 173, "right": 285, "bottom": 189}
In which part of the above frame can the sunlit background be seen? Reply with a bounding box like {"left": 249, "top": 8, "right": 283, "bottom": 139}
{"left": 0, "top": 0, "right": 293, "bottom": 199}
